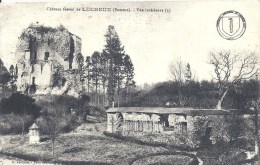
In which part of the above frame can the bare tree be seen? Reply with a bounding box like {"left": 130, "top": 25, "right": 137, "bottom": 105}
{"left": 169, "top": 58, "right": 195, "bottom": 106}
{"left": 169, "top": 58, "right": 186, "bottom": 84}
{"left": 40, "top": 109, "right": 63, "bottom": 161}
{"left": 169, "top": 58, "right": 194, "bottom": 84}
{"left": 209, "top": 50, "right": 259, "bottom": 109}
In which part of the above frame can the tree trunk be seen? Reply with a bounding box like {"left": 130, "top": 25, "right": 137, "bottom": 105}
{"left": 87, "top": 78, "right": 90, "bottom": 94}
{"left": 97, "top": 87, "right": 100, "bottom": 106}
{"left": 96, "top": 83, "right": 98, "bottom": 106}
{"left": 102, "top": 84, "right": 106, "bottom": 108}
{"left": 216, "top": 89, "right": 229, "bottom": 110}
{"left": 255, "top": 102, "right": 259, "bottom": 160}
{"left": 52, "top": 140, "right": 55, "bottom": 161}
{"left": 117, "top": 89, "right": 120, "bottom": 107}
{"left": 117, "top": 80, "right": 120, "bottom": 107}
{"left": 21, "top": 118, "right": 24, "bottom": 136}
{"left": 108, "top": 59, "right": 114, "bottom": 107}
{"left": 126, "top": 85, "right": 129, "bottom": 104}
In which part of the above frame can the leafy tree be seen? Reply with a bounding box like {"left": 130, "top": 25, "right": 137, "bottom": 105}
{"left": 209, "top": 50, "right": 259, "bottom": 109}
{"left": 83, "top": 25, "right": 135, "bottom": 107}
{"left": 51, "top": 65, "right": 63, "bottom": 88}
{"left": 0, "top": 58, "right": 10, "bottom": 96}
{"left": 230, "top": 80, "right": 259, "bottom": 110}
{"left": 90, "top": 51, "right": 102, "bottom": 105}
{"left": 100, "top": 50, "right": 109, "bottom": 107}
{"left": 9, "top": 65, "right": 14, "bottom": 76}
{"left": 104, "top": 25, "right": 126, "bottom": 107}
{"left": 124, "top": 55, "right": 135, "bottom": 104}
{"left": 0, "top": 93, "right": 41, "bottom": 116}
{"left": 84, "top": 56, "right": 92, "bottom": 93}
{"left": 114, "top": 51, "right": 126, "bottom": 107}
{"left": 185, "top": 63, "right": 192, "bottom": 83}
{"left": 8, "top": 64, "right": 18, "bottom": 93}
{"left": 78, "top": 94, "right": 91, "bottom": 122}
{"left": 77, "top": 53, "right": 85, "bottom": 91}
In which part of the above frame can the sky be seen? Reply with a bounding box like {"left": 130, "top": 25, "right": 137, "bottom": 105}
{"left": 0, "top": 1, "right": 260, "bottom": 85}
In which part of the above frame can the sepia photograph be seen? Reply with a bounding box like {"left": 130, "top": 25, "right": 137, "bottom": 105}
{"left": 0, "top": 1, "right": 260, "bottom": 164}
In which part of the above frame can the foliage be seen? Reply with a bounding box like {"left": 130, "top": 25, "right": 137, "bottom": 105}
{"left": 35, "top": 94, "right": 105, "bottom": 130}
{"left": 0, "top": 58, "right": 10, "bottom": 85}
{"left": 208, "top": 115, "right": 249, "bottom": 145}
{"left": 8, "top": 64, "right": 18, "bottom": 92}
{"left": 0, "top": 113, "right": 34, "bottom": 134}
{"left": 38, "top": 108, "right": 66, "bottom": 159}
{"left": 128, "top": 79, "right": 259, "bottom": 109}
{"left": 51, "top": 64, "right": 64, "bottom": 88}
{"left": 90, "top": 51, "right": 102, "bottom": 104}
{"left": 79, "top": 26, "right": 135, "bottom": 108}
{"left": 103, "top": 25, "right": 135, "bottom": 107}
{"left": 0, "top": 94, "right": 104, "bottom": 134}
{"left": 0, "top": 93, "right": 41, "bottom": 116}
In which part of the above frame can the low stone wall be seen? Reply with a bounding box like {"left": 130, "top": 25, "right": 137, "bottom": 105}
{"left": 107, "top": 109, "right": 254, "bottom": 148}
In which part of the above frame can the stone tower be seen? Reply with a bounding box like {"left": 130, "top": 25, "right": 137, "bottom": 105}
{"left": 15, "top": 24, "right": 83, "bottom": 96}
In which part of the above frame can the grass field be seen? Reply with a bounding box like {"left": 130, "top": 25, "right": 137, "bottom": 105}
{"left": 2, "top": 122, "right": 254, "bottom": 165}
{"left": 2, "top": 123, "right": 192, "bottom": 165}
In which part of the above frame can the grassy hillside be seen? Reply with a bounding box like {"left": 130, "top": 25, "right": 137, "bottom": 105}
{"left": 0, "top": 93, "right": 106, "bottom": 135}
{"left": 0, "top": 124, "right": 172, "bottom": 165}
{"left": 0, "top": 122, "right": 257, "bottom": 165}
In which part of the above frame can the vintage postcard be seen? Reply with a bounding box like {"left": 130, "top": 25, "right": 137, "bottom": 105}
{"left": 0, "top": 1, "right": 260, "bottom": 165}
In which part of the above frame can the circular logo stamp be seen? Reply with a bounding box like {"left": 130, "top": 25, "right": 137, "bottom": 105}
{"left": 216, "top": 10, "right": 246, "bottom": 40}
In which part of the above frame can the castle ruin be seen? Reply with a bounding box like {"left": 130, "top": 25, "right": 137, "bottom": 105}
{"left": 15, "top": 24, "right": 83, "bottom": 96}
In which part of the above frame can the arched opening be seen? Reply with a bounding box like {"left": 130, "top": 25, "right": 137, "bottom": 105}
{"left": 32, "top": 77, "right": 35, "bottom": 85}
{"left": 118, "top": 113, "right": 123, "bottom": 128}
{"left": 160, "top": 114, "right": 169, "bottom": 127}
{"left": 44, "top": 52, "right": 49, "bottom": 61}
{"left": 180, "top": 122, "right": 187, "bottom": 133}
{"left": 62, "top": 78, "right": 67, "bottom": 87}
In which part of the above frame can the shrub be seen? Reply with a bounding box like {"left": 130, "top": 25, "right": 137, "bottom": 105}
{"left": 0, "top": 93, "right": 41, "bottom": 117}
{"left": 0, "top": 113, "right": 34, "bottom": 134}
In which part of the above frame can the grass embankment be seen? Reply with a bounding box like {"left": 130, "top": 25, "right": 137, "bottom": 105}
{"left": 0, "top": 123, "right": 174, "bottom": 165}
{"left": 0, "top": 134, "right": 167, "bottom": 165}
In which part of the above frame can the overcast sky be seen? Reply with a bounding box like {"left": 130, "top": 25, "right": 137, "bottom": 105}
{"left": 0, "top": 1, "right": 260, "bottom": 85}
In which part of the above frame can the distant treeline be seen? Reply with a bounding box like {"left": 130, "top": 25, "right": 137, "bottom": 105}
{"left": 124, "top": 79, "right": 259, "bottom": 110}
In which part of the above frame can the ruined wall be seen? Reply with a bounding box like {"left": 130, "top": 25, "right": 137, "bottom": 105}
{"left": 107, "top": 112, "right": 164, "bottom": 133}
{"left": 16, "top": 26, "right": 77, "bottom": 62}
{"left": 168, "top": 114, "right": 186, "bottom": 126}
{"left": 106, "top": 109, "right": 253, "bottom": 149}
{"left": 15, "top": 25, "right": 82, "bottom": 95}
{"left": 107, "top": 113, "right": 123, "bottom": 133}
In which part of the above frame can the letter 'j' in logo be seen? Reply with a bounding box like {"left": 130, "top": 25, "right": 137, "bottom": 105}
{"left": 217, "top": 10, "right": 246, "bottom": 40}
